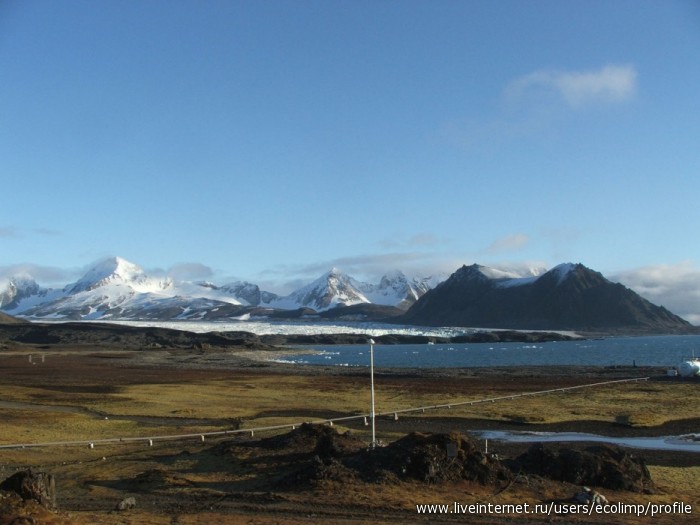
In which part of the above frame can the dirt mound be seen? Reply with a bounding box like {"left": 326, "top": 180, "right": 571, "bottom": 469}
{"left": 127, "top": 468, "right": 194, "bottom": 492}
{"left": 273, "top": 429, "right": 511, "bottom": 488}
{"left": 281, "top": 454, "right": 359, "bottom": 487}
{"left": 515, "top": 443, "right": 653, "bottom": 492}
{"left": 351, "top": 431, "right": 512, "bottom": 484}
{"left": 252, "top": 422, "right": 366, "bottom": 457}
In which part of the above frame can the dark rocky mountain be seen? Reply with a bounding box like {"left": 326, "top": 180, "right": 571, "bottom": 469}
{"left": 318, "top": 303, "right": 405, "bottom": 321}
{"left": 200, "top": 281, "right": 279, "bottom": 306}
{"left": 399, "top": 263, "right": 690, "bottom": 332}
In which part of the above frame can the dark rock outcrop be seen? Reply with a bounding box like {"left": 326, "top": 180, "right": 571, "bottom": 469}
{"left": 319, "top": 303, "right": 404, "bottom": 321}
{"left": 514, "top": 443, "right": 653, "bottom": 492}
{"left": 0, "top": 470, "right": 56, "bottom": 509}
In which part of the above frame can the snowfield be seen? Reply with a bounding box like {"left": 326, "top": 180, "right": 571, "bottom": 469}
{"left": 75, "top": 319, "right": 580, "bottom": 339}
{"left": 88, "top": 319, "right": 479, "bottom": 338}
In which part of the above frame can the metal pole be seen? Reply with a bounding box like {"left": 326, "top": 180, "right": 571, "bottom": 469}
{"left": 369, "top": 338, "right": 376, "bottom": 448}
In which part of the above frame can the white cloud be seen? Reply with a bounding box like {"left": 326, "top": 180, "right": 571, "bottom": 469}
{"left": 265, "top": 251, "right": 440, "bottom": 281}
{"left": 484, "top": 233, "right": 529, "bottom": 254}
{"left": 0, "top": 263, "right": 77, "bottom": 286}
{"left": 505, "top": 64, "right": 637, "bottom": 108}
{"left": 165, "top": 262, "right": 215, "bottom": 281}
{"left": 443, "top": 64, "right": 637, "bottom": 152}
{"left": 611, "top": 261, "right": 700, "bottom": 325}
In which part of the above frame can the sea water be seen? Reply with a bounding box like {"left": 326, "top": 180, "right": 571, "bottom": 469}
{"left": 99, "top": 320, "right": 699, "bottom": 369}
{"left": 280, "top": 335, "right": 700, "bottom": 368}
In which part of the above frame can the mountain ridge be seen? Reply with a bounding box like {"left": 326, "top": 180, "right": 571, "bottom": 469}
{"left": 399, "top": 262, "right": 690, "bottom": 332}
{"left": 0, "top": 257, "right": 437, "bottom": 321}
{"left": 0, "top": 257, "right": 692, "bottom": 332}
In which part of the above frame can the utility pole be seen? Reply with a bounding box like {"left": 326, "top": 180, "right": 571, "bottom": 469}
{"left": 369, "top": 338, "right": 376, "bottom": 448}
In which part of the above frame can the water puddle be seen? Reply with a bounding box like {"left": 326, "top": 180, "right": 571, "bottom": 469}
{"left": 471, "top": 430, "right": 700, "bottom": 453}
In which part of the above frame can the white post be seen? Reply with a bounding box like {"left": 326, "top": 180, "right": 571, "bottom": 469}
{"left": 369, "top": 338, "right": 376, "bottom": 448}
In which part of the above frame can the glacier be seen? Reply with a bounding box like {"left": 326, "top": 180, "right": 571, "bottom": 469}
{"left": 85, "top": 319, "right": 480, "bottom": 338}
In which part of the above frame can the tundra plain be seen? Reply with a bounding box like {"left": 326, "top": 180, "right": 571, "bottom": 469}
{"left": 0, "top": 339, "right": 698, "bottom": 525}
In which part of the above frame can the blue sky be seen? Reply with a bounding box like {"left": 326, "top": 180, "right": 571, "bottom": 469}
{"left": 1, "top": 1, "right": 700, "bottom": 321}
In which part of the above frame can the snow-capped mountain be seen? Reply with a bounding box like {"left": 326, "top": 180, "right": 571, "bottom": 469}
{"left": 0, "top": 257, "right": 692, "bottom": 330}
{"left": 3, "top": 257, "right": 252, "bottom": 320}
{"left": 400, "top": 262, "right": 691, "bottom": 331}
{"left": 1, "top": 257, "right": 691, "bottom": 331}
{"left": 268, "top": 268, "right": 437, "bottom": 312}
{"left": 358, "top": 270, "right": 435, "bottom": 310}
{"left": 1, "top": 257, "right": 442, "bottom": 321}
{"left": 67, "top": 256, "right": 156, "bottom": 294}
{"left": 270, "top": 268, "right": 370, "bottom": 311}
{"left": 211, "top": 281, "right": 279, "bottom": 307}
{"left": 0, "top": 276, "right": 42, "bottom": 310}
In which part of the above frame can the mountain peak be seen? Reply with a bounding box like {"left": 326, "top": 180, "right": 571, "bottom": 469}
{"left": 0, "top": 276, "right": 42, "bottom": 309}
{"left": 550, "top": 262, "right": 580, "bottom": 282}
{"left": 69, "top": 256, "right": 146, "bottom": 293}
{"left": 455, "top": 264, "right": 486, "bottom": 277}
{"left": 271, "top": 268, "right": 367, "bottom": 311}
{"left": 379, "top": 269, "right": 407, "bottom": 286}
{"left": 103, "top": 256, "right": 142, "bottom": 277}
{"left": 454, "top": 264, "right": 512, "bottom": 282}
{"left": 327, "top": 267, "right": 345, "bottom": 277}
